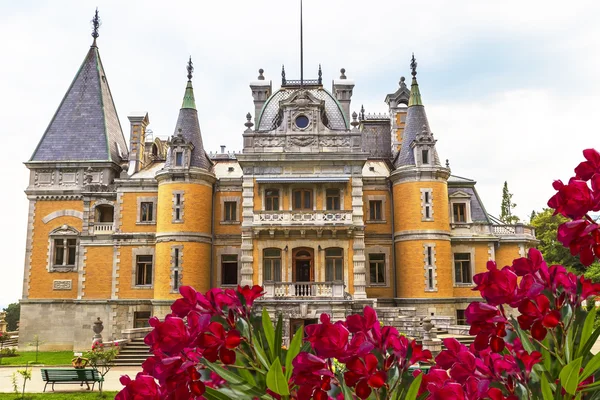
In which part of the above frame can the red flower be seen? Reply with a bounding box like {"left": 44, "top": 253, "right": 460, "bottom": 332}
{"left": 291, "top": 353, "right": 333, "bottom": 400}
{"left": 236, "top": 285, "right": 264, "bottom": 310}
{"left": 472, "top": 261, "right": 517, "bottom": 306}
{"left": 116, "top": 373, "right": 161, "bottom": 400}
{"left": 343, "top": 354, "right": 387, "bottom": 399}
{"left": 144, "top": 315, "right": 190, "bottom": 355}
{"left": 198, "top": 322, "right": 241, "bottom": 364}
{"left": 557, "top": 219, "right": 600, "bottom": 267}
{"left": 517, "top": 294, "right": 561, "bottom": 341}
{"left": 548, "top": 179, "right": 596, "bottom": 220}
{"left": 465, "top": 302, "right": 507, "bottom": 352}
{"left": 346, "top": 306, "right": 378, "bottom": 335}
{"left": 575, "top": 149, "right": 600, "bottom": 181}
{"left": 511, "top": 248, "right": 546, "bottom": 276}
{"left": 304, "top": 313, "right": 349, "bottom": 359}
{"left": 171, "top": 286, "right": 201, "bottom": 318}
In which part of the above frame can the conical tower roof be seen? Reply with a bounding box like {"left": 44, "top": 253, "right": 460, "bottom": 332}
{"left": 172, "top": 57, "right": 211, "bottom": 170}
{"left": 30, "top": 13, "right": 127, "bottom": 163}
{"left": 394, "top": 55, "right": 440, "bottom": 168}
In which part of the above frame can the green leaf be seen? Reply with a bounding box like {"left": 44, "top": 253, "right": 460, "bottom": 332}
{"left": 566, "top": 323, "right": 575, "bottom": 363}
{"left": 266, "top": 357, "right": 290, "bottom": 396}
{"left": 204, "top": 359, "right": 245, "bottom": 385}
{"left": 541, "top": 337, "right": 552, "bottom": 373}
{"left": 404, "top": 372, "right": 423, "bottom": 400}
{"left": 253, "top": 338, "right": 271, "bottom": 370}
{"left": 262, "top": 309, "right": 275, "bottom": 359}
{"left": 285, "top": 325, "right": 304, "bottom": 380}
{"left": 340, "top": 380, "right": 355, "bottom": 400}
{"left": 579, "top": 307, "right": 598, "bottom": 358}
{"left": 541, "top": 374, "right": 554, "bottom": 400}
{"left": 235, "top": 357, "right": 257, "bottom": 387}
{"left": 581, "top": 351, "right": 600, "bottom": 382}
{"left": 580, "top": 326, "right": 600, "bottom": 357}
{"left": 560, "top": 356, "right": 583, "bottom": 395}
{"left": 204, "top": 387, "right": 238, "bottom": 400}
{"left": 274, "top": 314, "right": 283, "bottom": 361}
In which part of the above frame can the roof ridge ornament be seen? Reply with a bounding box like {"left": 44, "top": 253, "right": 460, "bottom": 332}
{"left": 258, "top": 68, "right": 265, "bottom": 80}
{"left": 281, "top": 65, "right": 286, "bottom": 85}
{"left": 408, "top": 54, "right": 423, "bottom": 107}
{"left": 318, "top": 64, "right": 322, "bottom": 85}
{"left": 91, "top": 8, "right": 101, "bottom": 47}
{"left": 340, "top": 68, "right": 346, "bottom": 79}
{"left": 187, "top": 56, "right": 194, "bottom": 81}
{"left": 410, "top": 53, "right": 417, "bottom": 77}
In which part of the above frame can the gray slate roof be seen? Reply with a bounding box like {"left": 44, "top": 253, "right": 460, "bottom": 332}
{"left": 448, "top": 186, "right": 490, "bottom": 223}
{"left": 361, "top": 120, "right": 392, "bottom": 159}
{"left": 30, "top": 45, "right": 128, "bottom": 163}
{"left": 173, "top": 108, "right": 211, "bottom": 170}
{"left": 393, "top": 105, "right": 440, "bottom": 167}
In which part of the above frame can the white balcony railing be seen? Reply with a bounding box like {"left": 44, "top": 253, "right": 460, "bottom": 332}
{"left": 254, "top": 210, "right": 352, "bottom": 226}
{"left": 263, "top": 282, "right": 346, "bottom": 298}
{"left": 492, "top": 224, "right": 535, "bottom": 237}
{"left": 93, "top": 222, "right": 114, "bottom": 235}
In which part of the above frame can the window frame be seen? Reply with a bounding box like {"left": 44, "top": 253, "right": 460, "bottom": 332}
{"left": 454, "top": 252, "right": 473, "bottom": 285}
{"left": 453, "top": 203, "right": 467, "bottom": 223}
{"left": 265, "top": 189, "right": 280, "bottom": 211}
{"left": 263, "top": 248, "right": 282, "bottom": 282}
{"left": 224, "top": 201, "right": 237, "bottom": 222}
{"left": 131, "top": 247, "right": 155, "bottom": 289}
{"left": 172, "top": 191, "right": 184, "bottom": 223}
{"left": 221, "top": 254, "right": 239, "bottom": 286}
{"left": 369, "top": 200, "right": 382, "bottom": 221}
{"left": 135, "top": 254, "right": 154, "bottom": 287}
{"left": 421, "top": 188, "right": 434, "bottom": 222}
{"left": 136, "top": 196, "right": 157, "bottom": 225}
{"left": 325, "top": 247, "right": 344, "bottom": 282}
{"left": 48, "top": 225, "right": 80, "bottom": 272}
{"left": 368, "top": 253, "right": 386, "bottom": 285}
{"left": 325, "top": 189, "right": 341, "bottom": 211}
{"left": 292, "top": 189, "right": 313, "bottom": 210}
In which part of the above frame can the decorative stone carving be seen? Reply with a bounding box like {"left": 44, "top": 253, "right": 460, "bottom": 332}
{"left": 53, "top": 280, "right": 72, "bottom": 290}
{"left": 319, "top": 136, "right": 350, "bottom": 147}
{"left": 59, "top": 170, "right": 78, "bottom": 186}
{"left": 255, "top": 137, "right": 285, "bottom": 147}
{"left": 288, "top": 136, "right": 316, "bottom": 147}
{"left": 35, "top": 170, "right": 54, "bottom": 186}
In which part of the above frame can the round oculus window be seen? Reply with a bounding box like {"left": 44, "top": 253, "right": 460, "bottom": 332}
{"left": 295, "top": 115, "right": 310, "bottom": 129}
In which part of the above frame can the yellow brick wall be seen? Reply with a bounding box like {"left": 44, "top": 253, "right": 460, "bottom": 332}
{"left": 393, "top": 181, "right": 450, "bottom": 232}
{"left": 452, "top": 242, "right": 491, "bottom": 298}
{"left": 154, "top": 241, "right": 212, "bottom": 299}
{"left": 366, "top": 285, "right": 394, "bottom": 298}
{"left": 253, "top": 180, "right": 262, "bottom": 210}
{"left": 395, "top": 239, "right": 452, "bottom": 298}
{"left": 116, "top": 245, "right": 154, "bottom": 300}
{"left": 83, "top": 246, "right": 113, "bottom": 299}
{"left": 495, "top": 243, "right": 522, "bottom": 269}
{"left": 363, "top": 190, "right": 393, "bottom": 234}
{"left": 29, "top": 201, "right": 82, "bottom": 299}
{"left": 120, "top": 192, "right": 158, "bottom": 233}
{"left": 156, "top": 183, "right": 212, "bottom": 234}
{"left": 214, "top": 191, "right": 243, "bottom": 236}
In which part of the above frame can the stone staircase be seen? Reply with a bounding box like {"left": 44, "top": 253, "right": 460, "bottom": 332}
{"left": 1, "top": 332, "right": 18, "bottom": 348}
{"left": 113, "top": 338, "right": 152, "bottom": 367}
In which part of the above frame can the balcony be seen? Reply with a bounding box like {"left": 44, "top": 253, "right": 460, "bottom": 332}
{"left": 253, "top": 210, "right": 353, "bottom": 226}
{"left": 93, "top": 222, "right": 114, "bottom": 235}
{"left": 263, "top": 282, "right": 346, "bottom": 298}
{"left": 492, "top": 224, "right": 535, "bottom": 238}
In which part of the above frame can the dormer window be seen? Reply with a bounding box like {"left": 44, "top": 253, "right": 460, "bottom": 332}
{"left": 175, "top": 152, "right": 183, "bottom": 166}
{"left": 453, "top": 203, "right": 467, "bottom": 223}
{"left": 422, "top": 149, "right": 429, "bottom": 164}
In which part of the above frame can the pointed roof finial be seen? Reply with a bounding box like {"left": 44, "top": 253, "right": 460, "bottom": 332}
{"left": 410, "top": 53, "right": 417, "bottom": 77}
{"left": 281, "top": 65, "right": 286, "bottom": 85}
{"left": 187, "top": 56, "right": 194, "bottom": 81}
{"left": 91, "top": 8, "right": 101, "bottom": 47}
{"left": 318, "top": 64, "right": 322, "bottom": 84}
{"left": 360, "top": 104, "right": 365, "bottom": 121}
{"left": 408, "top": 54, "right": 423, "bottom": 106}
{"left": 258, "top": 68, "right": 265, "bottom": 80}
{"left": 340, "top": 68, "right": 347, "bottom": 79}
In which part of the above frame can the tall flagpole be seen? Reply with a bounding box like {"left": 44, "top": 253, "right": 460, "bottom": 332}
{"left": 300, "top": 0, "right": 303, "bottom": 87}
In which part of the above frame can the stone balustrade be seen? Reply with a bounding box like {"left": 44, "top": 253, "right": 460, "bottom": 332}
{"left": 263, "top": 281, "right": 346, "bottom": 298}
{"left": 253, "top": 210, "right": 353, "bottom": 226}
{"left": 93, "top": 222, "right": 114, "bottom": 234}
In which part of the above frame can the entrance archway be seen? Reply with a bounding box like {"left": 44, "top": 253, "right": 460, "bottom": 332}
{"left": 292, "top": 247, "right": 314, "bottom": 282}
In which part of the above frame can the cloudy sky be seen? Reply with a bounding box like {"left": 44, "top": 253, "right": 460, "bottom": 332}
{"left": 0, "top": 0, "right": 599, "bottom": 309}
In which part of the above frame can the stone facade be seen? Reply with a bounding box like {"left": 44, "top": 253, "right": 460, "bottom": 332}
{"left": 19, "top": 27, "right": 538, "bottom": 350}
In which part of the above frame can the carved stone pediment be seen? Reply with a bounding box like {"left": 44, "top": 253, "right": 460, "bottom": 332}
{"left": 449, "top": 190, "right": 472, "bottom": 199}
{"left": 281, "top": 90, "right": 324, "bottom": 110}
{"left": 287, "top": 136, "right": 317, "bottom": 147}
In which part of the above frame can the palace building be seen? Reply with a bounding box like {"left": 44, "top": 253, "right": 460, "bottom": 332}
{"left": 19, "top": 15, "right": 536, "bottom": 350}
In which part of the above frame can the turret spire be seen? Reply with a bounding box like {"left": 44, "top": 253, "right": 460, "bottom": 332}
{"left": 182, "top": 57, "right": 196, "bottom": 109}
{"left": 91, "top": 8, "right": 101, "bottom": 47}
{"left": 408, "top": 53, "right": 423, "bottom": 106}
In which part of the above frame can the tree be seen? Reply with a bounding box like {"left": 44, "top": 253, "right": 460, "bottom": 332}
{"left": 3, "top": 303, "right": 20, "bottom": 332}
{"left": 500, "top": 181, "right": 520, "bottom": 224}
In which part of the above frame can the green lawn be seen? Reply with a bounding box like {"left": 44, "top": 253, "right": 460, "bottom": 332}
{"left": 0, "top": 393, "right": 117, "bottom": 400}
{"left": 0, "top": 352, "right": 73, "bottom": 366}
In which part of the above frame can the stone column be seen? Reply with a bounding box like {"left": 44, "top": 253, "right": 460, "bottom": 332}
{"left": 351, "top": 176, "right": 367, "bottom": 299}
{"left": 240, "top": 176, "right": 255, "bottom": 286}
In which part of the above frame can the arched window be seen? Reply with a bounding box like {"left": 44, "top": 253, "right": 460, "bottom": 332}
{"left": 325, "top": 248, "right": 343, "bottom": 282}
{"left": 95, "top": 204, "right": 114, "bottom": 222}
{"left": 263, "top": 248, "right": 282, "bottom": 282}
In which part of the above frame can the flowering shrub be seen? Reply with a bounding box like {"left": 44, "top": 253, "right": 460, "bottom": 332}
{"left": 84, "top": 341, "right": 119, "bottom": 393}
{"left": 117, "top": 149, "right": 600, "bottom": 399}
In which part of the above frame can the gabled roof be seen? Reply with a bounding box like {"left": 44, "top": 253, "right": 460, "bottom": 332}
{"left": 30, "top": 44, "right": 128, "bottom": 163}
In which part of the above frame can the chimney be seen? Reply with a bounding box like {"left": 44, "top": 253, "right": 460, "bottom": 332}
{"left": 250, "top": 68, "right": 272, "bottom": 129}
{"left": 220, "top": 145, "right": 226, "bottom": 154}
{"left": 332, "top": 68, "right": 355, "bottom": 124}
{"left": 127, "top": 112, "right": 150, "bottom": 174}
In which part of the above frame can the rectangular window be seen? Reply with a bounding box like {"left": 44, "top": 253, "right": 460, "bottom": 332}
{"left": 456, "top": 309, "right": 466, "bottom": 325}
{"left": 369, "top": 200, "right": 382, "bottom": 221}
{"left": 453, "top": 203, "right": 467, "bottom": 223}
{"left": 263, "top": 248, "right": 282, "bottom": 282}
{"left": 369, "top": 253, "right": 386, "bottom": 284}
{"left": 136, "top": 255, "right": 153, "bottom": 286}
{"left": 174, "top": 248, "right": 179, "bottom": 268}
{"left": 140, "top": 202, "right": 154, "bottom": 222}
{"left": 325, "top": 248, "right": 344, "bottom": 281}
{"left": 292, "top": 189, "right": 312, "bottom": 210}
{"left": 326, "top": 189, "right": 341, "bottom": 211}
{"left": 224, "top": 201, "right": 237, "bottom": 221}
{"left": 173, "top": 270, "right": 179, "bottom": 290}
{"left": 134, "top": 311, "right": 151, "bottom": 328}
{"left": 422, "top": 189, "right": 433, "bottom": 220}
{"left": 422, "top": 149, "right": 429, "bottom": 164}
{"left": 265, "top": 189, "right": 280, "bottom": 211}
{"left": 67, "top": 239, "right": 77, "bottom": 265}
{"left": 54, "top": 239, "right": 65, "bottom": 265}
{"left": 425, "top": 245, "right": 435, "bottom": 290}
{"left": 221, "top": 255, "right": 238, "bottom": 285}
{"left": 454, "top": 253, "right": 472, "bottom": 284}
{"left": 175, "top": 152, "right": 183, "bottom": 166}
{"left": 173, "top": 192, "right": 183, "bottom": 222}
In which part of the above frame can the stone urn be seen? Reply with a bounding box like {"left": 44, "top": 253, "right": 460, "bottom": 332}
{"left": 92, "top": 317, "right": 104, "bottom": 346}
{"left": 422, "top": 316, "right": 435, "bottom": 340}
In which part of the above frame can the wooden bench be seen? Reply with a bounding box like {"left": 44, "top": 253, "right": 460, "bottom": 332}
{"left": 41, "top": 368, "right": 100, "bottom": 392}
